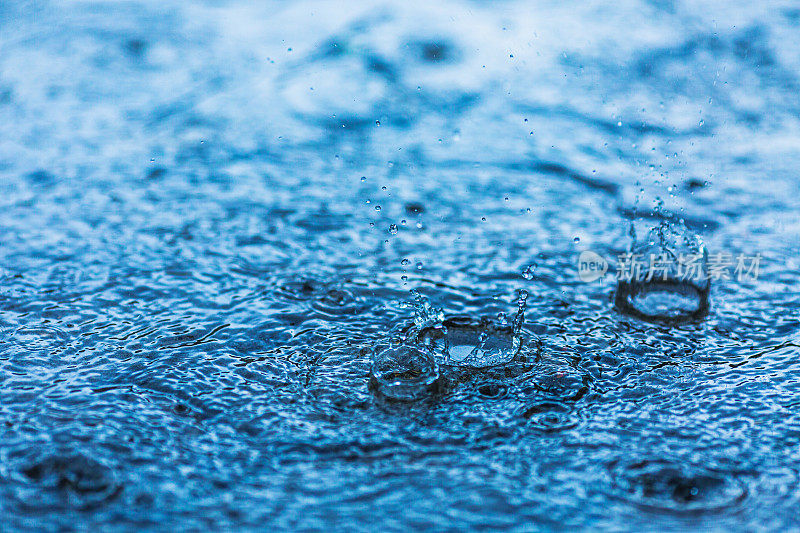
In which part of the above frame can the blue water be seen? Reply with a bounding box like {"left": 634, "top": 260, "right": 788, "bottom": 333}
{"left": 2, "top": 1, "right": 800, "bottom": 530}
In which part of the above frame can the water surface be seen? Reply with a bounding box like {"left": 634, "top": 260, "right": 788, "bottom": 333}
{"left": 1, "top": 0, "right": 800, "bottom": 530}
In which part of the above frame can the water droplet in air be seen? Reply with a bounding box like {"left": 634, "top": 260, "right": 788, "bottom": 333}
{"left": 521, "top": 263, "right": 537, "bottom": 280}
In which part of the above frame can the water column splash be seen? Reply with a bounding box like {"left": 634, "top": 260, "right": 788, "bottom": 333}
{"left": 615, "top": 221, "right": 710, "bottom": 324}
{"left": 511, "top": 289, "right": 528, "bottom": 353}
{"left": 410, "top": 289, "right": 445, "bottom": 331}
{"left": 403, "top": 289, "right": 449, "bottom": 364}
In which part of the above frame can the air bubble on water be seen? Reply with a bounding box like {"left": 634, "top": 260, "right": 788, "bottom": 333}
{"left": 375, "top": 205, "right": 381, "bottom": 211}
{"left": 369, "top": 345, "right": 439, "bottom": 401}
{"left": 389, "top": 224, "right": 398, "bottom": 235}
{"left": 401, "top": 258, "right": 410, "bottom": 266}
{"left": 360, "top": 176, "right": 367, "bottom": 182}
{"left": 573, "top": 237, "right": 580, "bottom": 243}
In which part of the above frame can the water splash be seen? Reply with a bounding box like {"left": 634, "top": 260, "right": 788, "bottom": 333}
{"left": 410, "top": 289, "right": 445, "bottom": 331}
{"left": 615, "top": 220, "right": 710, "bottom": 324}
{"left": 511, "top": 288, "right": 528, "bottom": 353}
{"left": 409, "top": 290, "right": 533, "bottom": 369}
{"left": 369, "top": 345, "right": 440, "bottom": 401}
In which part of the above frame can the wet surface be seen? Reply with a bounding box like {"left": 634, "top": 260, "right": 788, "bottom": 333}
{"left": 1, "top": 0, "right": 800, "bottom": 529}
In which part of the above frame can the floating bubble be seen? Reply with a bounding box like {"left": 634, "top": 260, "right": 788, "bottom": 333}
{"left": 369, "top": 345, "right": 440, "bottom": 401}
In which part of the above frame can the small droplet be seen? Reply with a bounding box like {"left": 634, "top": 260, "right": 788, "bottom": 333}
{"left": 389, "top": 224, "right": 398, "bottom": 235}
{"left": 573, "top": 237, "right": 580, "bottom": 243}
{"left": 522, "top": 263, "right": 537, "bottom": 280}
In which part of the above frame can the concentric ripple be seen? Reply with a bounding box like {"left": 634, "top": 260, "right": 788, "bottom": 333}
{"left": 609, "top": 459, "right": 747, "bottom": 514}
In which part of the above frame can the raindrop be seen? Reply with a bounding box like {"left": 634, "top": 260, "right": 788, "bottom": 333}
{"left": 521, "top": 263, "right": 537, "bottom": 280}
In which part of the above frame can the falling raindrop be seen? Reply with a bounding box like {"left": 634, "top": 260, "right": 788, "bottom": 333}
{"left": 521, "top": 263, "right": 537, "bottom": 280}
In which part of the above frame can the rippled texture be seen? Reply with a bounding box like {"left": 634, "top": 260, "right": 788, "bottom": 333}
{"left": 1, "top": 0, "right": 800, "bottom": 530}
